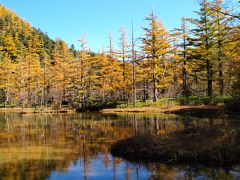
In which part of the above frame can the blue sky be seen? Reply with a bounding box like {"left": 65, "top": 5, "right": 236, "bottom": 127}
{"left": 0, "top": 0, "right": 200, "bottom": 52}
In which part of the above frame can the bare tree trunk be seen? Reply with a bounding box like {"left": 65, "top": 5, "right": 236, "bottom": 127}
{"left": 182, "top": 18, "right": 188, "bottom": 96}
{"left": 205, "top": 15, "right": 213, "bottom": 97}
{"left": 207, "top": 60, "right": 213, "bottom": 96}
{"left": 131, "top": 22, "right": 137, "bottom": 107}
{"left": 218, "top": 61, "right": 224, "bottom": 95}
{"left": 143, "top": 77, "right": 147, "bottom": 102}
{"left": 41, "top": 57, "right": 46, "bottom": 106}
{"left": 119, "top": 27, "right": 128, "bottom": 101}
{"left": 27, "top": 54, "right": 31, "bottom": 106}
{"left": 217, "top": 11, "right": 224, "bottom": 96}
{"left": 153, "top": 66, "right": 157, "bottom": 102}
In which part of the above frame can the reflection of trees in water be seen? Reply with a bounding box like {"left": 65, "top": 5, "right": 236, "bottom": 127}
{"left": 0, "top": 160, "right": 57, "bottom": 179}
{"left": 0, "top": 112, "right": 238, "bottom": 179}
{"left": 146, "top": 163, "right": 237, "bottom": 179}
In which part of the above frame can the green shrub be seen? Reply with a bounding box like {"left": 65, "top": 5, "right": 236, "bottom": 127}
{"left": 117, "top": 98, "right": 178, "bottom": 108}
{"left": 77, "top": 100, "right": 118, "bottom": 111}
{"left": 224, "top": 97, "right": 240, "bottom": 112}
{"left": 116, "top": 96, "right": 235, "bottom": 108}
{"left": 0, "top": 103, "right": 16, "bottom": 108}
{"left": 176, "top": 96, "right": 232, "bottom": 106}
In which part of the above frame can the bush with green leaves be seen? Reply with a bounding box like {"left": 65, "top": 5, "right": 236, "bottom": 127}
{"left": 176, "top": 96, "right": 233, "bottom": 105}
{"left": 224, "top": 97, "right": 240, "bottom": 112}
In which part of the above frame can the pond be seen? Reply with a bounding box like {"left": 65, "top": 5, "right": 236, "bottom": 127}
{"left": 0, "top": 112, "right": 239, "bottom": 179}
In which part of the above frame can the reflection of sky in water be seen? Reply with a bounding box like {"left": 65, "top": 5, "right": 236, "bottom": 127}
{"left": 229, "top": 170, "right": 240, "bottom": 178}
{"left": 48, "top": 154, "right": 151, "bottom": 180}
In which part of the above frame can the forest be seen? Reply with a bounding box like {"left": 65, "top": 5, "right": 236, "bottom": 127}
{"left": 0, "top": 0, "right": 239, "bottom": 110}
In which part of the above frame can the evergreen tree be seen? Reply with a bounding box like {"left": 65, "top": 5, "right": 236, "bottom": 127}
{"left": 142, "top": 13, "right": 171, "bottom": 102}
{"left": 188, "top": 0, "right": 216, "bottom": 96}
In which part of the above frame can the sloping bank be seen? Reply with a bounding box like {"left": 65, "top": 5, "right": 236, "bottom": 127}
{"left": 111, "top": 126, "right": 240, "bottom": 165}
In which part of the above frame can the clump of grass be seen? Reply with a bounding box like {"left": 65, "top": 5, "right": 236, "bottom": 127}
{"left": 111, "top": 126, "right": 240, "bottom": 165}
{"left": 165, "top": 106, "right": 223, "bottom": 118}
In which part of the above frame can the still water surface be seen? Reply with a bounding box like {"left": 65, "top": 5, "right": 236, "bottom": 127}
{"left": 0, "top": 112, "right": 239, "bottom": 179}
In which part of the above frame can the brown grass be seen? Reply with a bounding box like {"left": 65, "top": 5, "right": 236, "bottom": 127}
{"left": 101, "top": 105, "right": 223, "bottom": 115}
{"left": 111, "top": 126, "right": 240, "bottom": 165}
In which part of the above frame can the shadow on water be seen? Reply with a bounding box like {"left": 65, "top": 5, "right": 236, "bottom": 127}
{"left": 0, "top": 112, "right": 239, "bottom": 179}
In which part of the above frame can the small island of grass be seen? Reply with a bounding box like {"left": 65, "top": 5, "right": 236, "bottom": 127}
{"left": 111, "top": 125, "right": 240, "bottom": 165}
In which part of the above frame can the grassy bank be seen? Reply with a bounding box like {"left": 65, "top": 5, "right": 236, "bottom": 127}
{"left": 111, "top": 126, "right": 240, "bottom": 165}
{"left": 102, "top": 96, "right": 239, "bottom": 114}
{"left": 116, "top": 96, "right": 235, "bottom": 108}
{"left": 101, "top": 105, "right": 224, "bottom": 115}
{"left": 0, "top": 96, "right": 239, "bottom": 114}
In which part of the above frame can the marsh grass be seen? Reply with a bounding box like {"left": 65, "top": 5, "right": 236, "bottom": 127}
{"left": 111, "top": 126, "right": 240, "bottom": 165}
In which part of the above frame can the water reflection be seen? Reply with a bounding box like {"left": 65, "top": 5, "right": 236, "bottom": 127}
{"left": 147, "top": 163, "right": 240, "bottom": 179}
{"left": 49, "top": 155, "right": 150, "bottom": 180}
{"left": 0, "top": 112, "right": 239, "bottom": 179}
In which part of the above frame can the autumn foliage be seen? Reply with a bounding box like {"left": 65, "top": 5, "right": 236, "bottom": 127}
{"left": 0, "top": 0, "right": 239, "bottom": 109}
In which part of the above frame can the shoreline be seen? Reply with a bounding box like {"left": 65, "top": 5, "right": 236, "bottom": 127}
{"left": 101, "top": 105, "right": 224, "bottom": 114}
{"left": 0, "top": 107, "right": 76, "bottom": 114}
{"left": 0, "top": 105, "right": 235, "bottom": 117}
